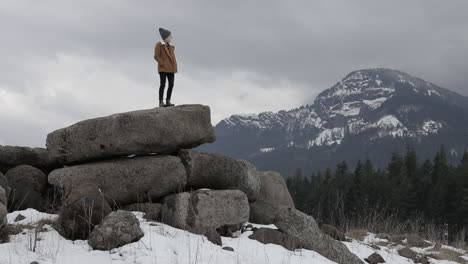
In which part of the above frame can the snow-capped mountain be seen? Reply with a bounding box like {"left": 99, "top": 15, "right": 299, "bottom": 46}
{"left": 201, "top": 69, "right": 468, "bottom": 175}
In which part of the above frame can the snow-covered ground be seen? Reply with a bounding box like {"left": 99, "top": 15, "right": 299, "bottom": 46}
{"left": 1, "top": 209, "right": 466, "bottom": 264}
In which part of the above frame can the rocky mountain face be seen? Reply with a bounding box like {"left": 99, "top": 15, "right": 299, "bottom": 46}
{"left": 201, "top": 69, "right": 468, "bottom": 176}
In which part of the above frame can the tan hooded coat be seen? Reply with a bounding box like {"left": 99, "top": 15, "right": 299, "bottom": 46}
{"left": 154, "top": 41, "right": 178, "bottom": 73}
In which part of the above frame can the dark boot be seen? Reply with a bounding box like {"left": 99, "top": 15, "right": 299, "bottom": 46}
{"left": 165, "top": 99, "right": 175, "bottom": 107}
{"left": 159, "top": 100, "right": 165, "bottom": 107}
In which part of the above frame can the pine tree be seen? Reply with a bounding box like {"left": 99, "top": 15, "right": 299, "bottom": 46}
{"left": 427, "top": 146, "right": 450, "bottom": 224}
{"left": 346, "top": 160, "right": 364, "bottom": 218}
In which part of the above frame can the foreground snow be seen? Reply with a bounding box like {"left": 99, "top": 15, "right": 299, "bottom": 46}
{"left": 0, "top": 209, "right": 466, "bottom": 264}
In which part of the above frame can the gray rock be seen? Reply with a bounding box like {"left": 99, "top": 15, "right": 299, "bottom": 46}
{"left": 407, "top": 234, "right": 431, "bottom": 248}
{"left": 275, "top": 206, "right": 363, "bottom": 264}
{"left": 0, "top": 145, "right": 59, "bottom": 174}
{"left": 0, "top": 172, "right": 9, "bottom": 198}
{"left": 249, "top": 171, "right": 294, "bottom": 224}
{"left": 46, "top": 105, "right": 216, "bottom": 165}
{"left": 0, "top": 185, "right": 6, "bottom": 206}
{"left": 49, "top": 155, "right": 186, "bottom": 206}
{"left": 88, "top": 210, "right": 144, "bottom": 250}
{"left": 14, "top": 214, "right": 26, "bottom": 222}
{"left": 121, "top": 203, "right": 162, "bottom": 221}
{"left": 397, "top": 247, "right": 416, "bottom": 259}
{"left": 257, "top": 171, "right": 294, "bottom": 207}
{"left": 365, "top": 252, "right": 385, "bottom": 264}
{"left": 160, "top": 190, "right": 249, "bottom": 245}
{"left": 0, "top": 185, "right": 7, "bottom": 229}
{"left": 249, "top": 228, "right": 303, "bottom": 251}
{"left": 6, "top": 165, "right": 47, "bottom": 211}
{"left": 249, "top": 200, "right": 282, "bottom": 225}
{"left": 320, "top": 224, "right": 346, "bottom": 241}
{"left": 59, "top": 183, "right": 112, "bottom": 240}
{"left": 178, "top": 149, "right": 260, "bottom": 202}
{"left": 222, "top": 246, "right": 234, "bottom": 252}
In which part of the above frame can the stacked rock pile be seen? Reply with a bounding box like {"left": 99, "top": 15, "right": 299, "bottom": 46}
{"left": 0, "top": 104, "right": 362, "bottom": 263}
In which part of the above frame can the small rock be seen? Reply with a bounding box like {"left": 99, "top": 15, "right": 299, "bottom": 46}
{"left": 414, "top": 255, "right": 430, "bottom": 264}
{"left": 320, "top": 224, "right": 346, "bottom": 241}
{"left": 397, "top": 247, "right": 416, "bottom": 259}
{"left": 249, "top": 228, "right": 303, "bottom": 251}
{"left": 407, "top": 234, "right": 431, "bottom": 248}
{"left": 14, "top": 214, "right": 26, "bottom": 222}
{"left": 365, "top": 252, "right": 385, "bottom": 263}
{"left": 368, "top": 244, "right": 381, "bottom": 250}
{"left": 222, "top": 246, "right": 234, "bottom": 252}
{"left": 388, "top": 234, "right": 406, "bottom": 245}
{"left": 88, "top": 210, "right": 144, "bottom": 250}
{"left": 202, "top": 229, "right": 222, "bottom": 245}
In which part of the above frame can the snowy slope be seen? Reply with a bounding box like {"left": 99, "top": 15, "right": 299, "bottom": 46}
{"left": 1, "top": 209, "right": 467, "bottom": 264}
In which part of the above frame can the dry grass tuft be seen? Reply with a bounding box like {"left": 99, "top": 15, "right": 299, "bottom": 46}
{"left": 374, "top": 241, "right": 392, "bottom": 247}
{"left": 345, "top": 229, "right": 368, "bottom": 241}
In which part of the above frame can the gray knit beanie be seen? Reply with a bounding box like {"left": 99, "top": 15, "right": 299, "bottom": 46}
{"left": 159, "top": 27, "right": 171, "bottom": 41}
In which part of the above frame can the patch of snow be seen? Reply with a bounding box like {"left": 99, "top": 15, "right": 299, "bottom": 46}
{"left": 374, "top": 115, "right": 404, "bottom": 129}
{"left": 376, "top": 80, "right": 382, "bottom": 86}
{"left": 419, "top": 120, "right": 442, "bottom": 135}
{"left": 7, "top": 209, "right": 58, "bottom": 225}
{"left": 362, "top": 97, "right": 389, "bottom": 110}
{"left": 451, "top": 148, "right": 459, "bottom": 157}
{"left": 260, "top": 147, "right": 275, "bottom": 153}
{"left": 330, "top": 102, "right": 361, "bottom": 117}
{"left": 426, "top": 89, "right": 441, "bottom": 97}
{"left": 308, "top": 127, "right": 345, "bottom": 147}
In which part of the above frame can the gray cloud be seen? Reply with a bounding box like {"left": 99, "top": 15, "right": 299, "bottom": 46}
{"left": 1, "top": 0, "right": 467, "bottom": 147}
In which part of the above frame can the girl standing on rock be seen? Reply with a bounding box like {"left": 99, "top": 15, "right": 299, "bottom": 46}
{"left": 154, "top": 27, "right": 178, "bottom": 107}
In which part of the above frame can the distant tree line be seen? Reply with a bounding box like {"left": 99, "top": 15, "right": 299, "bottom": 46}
{"left": 286, "top": 146, "right": 468, "bottom": 243}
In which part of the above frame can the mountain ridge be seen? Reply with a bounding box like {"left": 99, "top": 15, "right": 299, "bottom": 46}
{"left": 201, "top": 68, "right": 468, "bottom": 175}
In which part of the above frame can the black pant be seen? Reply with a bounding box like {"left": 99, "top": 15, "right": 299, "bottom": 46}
{"left": 159, "top": 72, "right": 175, "bottom": 101}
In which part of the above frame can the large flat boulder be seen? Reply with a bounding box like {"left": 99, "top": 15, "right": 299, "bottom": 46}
{"left": 160, "top": 190, "right": 249, "bottom": 245}
{"left": 46, "top": 105, "right": 216, "bottom": 165}
{"left": 249, "top": 171, "right": 294, "bottom": 224}
{"left": 178, "top": 149, "right": 260, "bottom": 202}
{"left": 48, "top": 155, "right": 186, "bottom": 206}
{"left": 275, "top": 207, "right": 363, "bottom": 264}
{"left": 0, "top": 145, "right": 59, "bottom": 173}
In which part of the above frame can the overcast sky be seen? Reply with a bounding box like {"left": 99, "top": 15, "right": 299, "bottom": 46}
{"left": 1, "top": 0, "right": 467, "bottom": 147}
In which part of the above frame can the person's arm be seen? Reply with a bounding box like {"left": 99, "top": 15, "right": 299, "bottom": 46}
{"left": 154, "top": 42, "right": 161, "bottom": 62}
